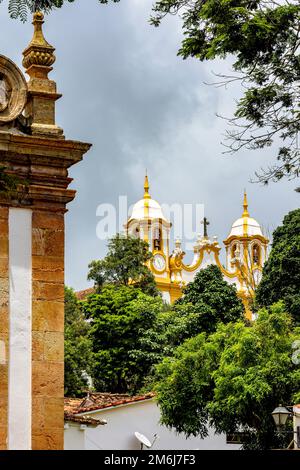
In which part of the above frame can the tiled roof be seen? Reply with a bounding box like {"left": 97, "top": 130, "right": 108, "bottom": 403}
{"left": 75, "top": 287, "right": 95, "bottom": 300}
{"left": 64, "top": 412, "right": 106, "bottom": 427}
{"left": 64, "top": 392, "right": 155, "bottom": 415}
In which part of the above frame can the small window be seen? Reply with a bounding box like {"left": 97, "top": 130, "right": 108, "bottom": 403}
{"left": 252, "top": 244, "right": 260, "bottom": 265}
{"left": 231, "top": 243, "right": 237, "bottom": 259}
{"left": 153, "top": 226, "right": 162, "bottom": 251}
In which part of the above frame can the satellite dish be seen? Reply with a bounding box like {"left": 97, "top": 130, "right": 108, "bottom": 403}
{"left": 134, "top": 432, "right": 152, "bottom": 449}
{"left": 134, "top": 432, "right": 159, "bottom": 450}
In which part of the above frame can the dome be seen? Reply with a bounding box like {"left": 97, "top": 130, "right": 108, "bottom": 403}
{"left": 128, "top": 174, "right": 169, "bottom": 223}
{"left": 130, "top": 197, "right": 167, "bottom": 221}
{"left": 229, "top": 216, "right": 263, "bottom": 237}
{"left": 226, "top": 192, "right": 264, "bottom": 238}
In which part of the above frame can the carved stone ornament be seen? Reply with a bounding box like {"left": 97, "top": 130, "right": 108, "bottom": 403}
{"left": 0, "top": 55, "right": 27, "bottom": 123}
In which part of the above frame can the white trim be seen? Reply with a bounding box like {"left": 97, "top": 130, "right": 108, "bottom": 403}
{"left": 8, "top": 208, "right": 32, "bottom": 450}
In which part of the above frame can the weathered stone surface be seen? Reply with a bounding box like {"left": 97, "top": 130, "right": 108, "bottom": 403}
{"left": 0, "top": 397, "right": 8, "bottom": 426}
{"left": 0, "top": 210, "right": 8, "bottom": 450}
{"left": 32, "top": 228, "right": 64, "bottom": 257}
{"left": 32, "top": 361, "right": 64, "bottom": 397}
{"left": 0, "top": 364, "right": 8, "bottom": 395}
{"left": 32, "top": 301, "right": 64, "bottom": 332}
{"left": 0, "top": 426, "right": 7, "bottom": 450}
{"left": 44, "top": 332, "right": 64, "bottom": 362}
{"left": 32, "top": 428, "right": 63, "bottom": 451}
{"left": 32, "top": 212, "right": 64, "bottom": 231}
{"left": 33, "top": 281, "right": 65, "bottom": 302}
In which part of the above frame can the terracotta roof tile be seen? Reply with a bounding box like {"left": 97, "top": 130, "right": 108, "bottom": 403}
{"left": 64, "top": 392, "right": 155, "bottom": 415}
{"left": 75, "top": 287, "right": 95, "bottom": 300}
{"left": 64, "top": 412, "right": 106, "bottom": 427}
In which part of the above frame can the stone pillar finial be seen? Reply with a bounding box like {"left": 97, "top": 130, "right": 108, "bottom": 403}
{"left": 22, "top": 11, "right": 63, "bottom": 138}
{"left": 22, "top": 11, "right": 56, "bottom": 75}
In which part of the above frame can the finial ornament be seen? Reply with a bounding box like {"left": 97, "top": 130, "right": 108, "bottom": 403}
{"left": 144, "top": 173, "right": 150, "bottom": 199}
{"left": 22, "top": 12, "right": 63, "bottom": 137}
{"left": 243, "top": 190, "right": 249, "bottom": 217}
{"left": 22, "top": 12, "right": 56, "bottom": 74}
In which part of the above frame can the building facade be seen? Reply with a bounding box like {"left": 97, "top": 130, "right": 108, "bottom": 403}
{"left": 64, "top": 393, "right": 241, "bottom": 450}
{"left": 0, "top": 13, "right": 90, "bottom": 450}
{"left": 125, "top": 176, "right": 269, "bottom": 319}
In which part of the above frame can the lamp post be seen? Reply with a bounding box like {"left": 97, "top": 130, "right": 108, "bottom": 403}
{"left": 271, "top": 405, "right": 300, "bottom": 449}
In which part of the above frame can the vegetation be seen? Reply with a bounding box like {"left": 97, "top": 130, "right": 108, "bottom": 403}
{"left": 0, "top": 166, "right": 22, "bottom": 198}
{"left": 155, "top": 302, "right": 300, "bottom": 449}
{"left": 256, "top": 209, "right": 300, "bottom": 324}
{"left": 64, "top": 287, "right": 94, "bottom": 397}
{"left": 83, "top": 285, "right": 163, "bottom": 394}
{"left": 87, "top": 233, "right": 159, "bottom": 297}
{"left": 176, "top": 265, "right": 244, "bottom": 333}
{"left": 0, "top": 0, "right": 119, "bottom": 22}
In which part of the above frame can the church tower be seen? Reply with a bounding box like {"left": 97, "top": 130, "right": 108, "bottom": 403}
{"left": 223, "top": 191, "right": 269, "bottom": 311}
{"left": 125, "top": 175, "right": 176, "bottom": 302}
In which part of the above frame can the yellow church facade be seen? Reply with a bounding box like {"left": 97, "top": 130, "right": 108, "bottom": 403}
{"left": 125, "top": 176, "right": 269, "bottom": 320}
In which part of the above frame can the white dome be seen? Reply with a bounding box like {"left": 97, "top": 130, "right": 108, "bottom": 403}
{"left": 130, "top": 197, "right": 167, "bottom": 221}
{"left": 229, "top": 216, "right": 263, "bottom": 237}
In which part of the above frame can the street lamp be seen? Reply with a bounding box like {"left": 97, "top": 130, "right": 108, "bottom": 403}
{"left": 271, "top": 405, "right": 292, "bottom": 430}
{"left": 271, "top": 405, "right": 300, "bottom": 449}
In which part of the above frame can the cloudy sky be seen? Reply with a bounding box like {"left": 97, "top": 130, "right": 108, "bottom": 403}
{"left": 0, "top": 0, "right": 298, "bottom": 290}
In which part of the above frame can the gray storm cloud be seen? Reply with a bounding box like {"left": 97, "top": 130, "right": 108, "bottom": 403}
{"left": 0, "top": 0, "right": 298, "bottom": 290}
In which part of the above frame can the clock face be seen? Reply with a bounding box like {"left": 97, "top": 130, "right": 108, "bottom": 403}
{"left": 153, "top": 254, "right": 166, "bottom": 272}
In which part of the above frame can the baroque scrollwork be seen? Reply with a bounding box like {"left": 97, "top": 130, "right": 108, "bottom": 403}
{"left": 0, "top": 55, "right": 27, "bottom": 123}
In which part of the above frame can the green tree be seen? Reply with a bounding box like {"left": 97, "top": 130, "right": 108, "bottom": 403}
{"left": 256, "top": 209, "right": 300, "bottom": 324}
{"left": 150, "top": 0, "right": 300, "bottom": 184}
{"left": 176, "top": 265, "right": 244, "bottom": 333}
{"left": 83, "top": 285, "right": 163, "bottom": 394}
{"left": 154, "top": 302, "right": 300, "bottom": 449}
{"left": 0, "top": 0, "right": 119, "bottom": 22}
{"left": 64, "top": 286, "right": 94, "bottom": 397}
{"left": 87, "top": 233, "right": 159, "bottom": 297}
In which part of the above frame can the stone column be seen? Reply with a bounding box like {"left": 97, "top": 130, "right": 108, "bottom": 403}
{"left": 0, "top": 13, "right": 91, "bottom": 450}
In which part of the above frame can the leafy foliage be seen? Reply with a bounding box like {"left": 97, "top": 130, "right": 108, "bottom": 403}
{"left": 154, "top": 302, "right": 300, "bottom": 449}
{"left": 87, "top": 233, "right": 159, "bottom": 297}
{"left": 149, "top": 0, "right": 300, "bottom": 183}
{"left": 83, "top": 285, "right": 164, "bottom": 394}
{"left": 256, "top": 208, "right": 300, "bottom": 324}
{"left": 176, "top": 264, "right": 244, "bottom": 333}
{"left": 0, "top": 166, "right": 28, "bottom": 199}
{"left": 0, "top": 0, "right": 120, "bottom": 22}
{"left": 64, "top": 287, "right": 94, "bottom": 397}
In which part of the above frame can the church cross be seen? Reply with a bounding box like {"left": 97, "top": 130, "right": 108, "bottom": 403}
{"left": 201, "top": 217, "right": 210, "bottom": 238}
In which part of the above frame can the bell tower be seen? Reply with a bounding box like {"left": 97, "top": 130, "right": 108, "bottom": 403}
{"left": 223, "top": 192, "right": 269, "bottom": 315}
{"left": 125, "top": 174, "right": 173, "bottom": 301}
{"left": 0, "top": 13, "right": 91, "bottom": 450}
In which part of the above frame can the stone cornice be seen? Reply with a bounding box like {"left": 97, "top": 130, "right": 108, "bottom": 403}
{"left": 0, "top": 131, "right": 91, "bottom": 211}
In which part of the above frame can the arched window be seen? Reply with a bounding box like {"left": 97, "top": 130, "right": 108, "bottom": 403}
{"left": 231, "top": 243, "right": 237, "bottom": 259}
{"left": 153, "top": 226, "right": 162, "bottom": 251}
{"left": 252, "top": 244, "right": 260, "bottom": 265}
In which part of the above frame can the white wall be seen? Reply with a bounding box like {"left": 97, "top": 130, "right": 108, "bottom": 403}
{"left": 293, "top": 406, "right": 300, "bottom": 450}
{"left": 64, "top": 424, "right": 86, "bottom": 450}
{"left": 65, "top": 399, "right": 240, "bottom": 450}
